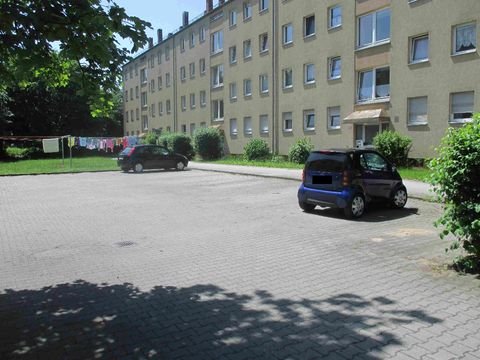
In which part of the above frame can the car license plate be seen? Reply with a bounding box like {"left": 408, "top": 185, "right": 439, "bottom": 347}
{"left": 313, "top": 175, "right": 332, "bottom": 184}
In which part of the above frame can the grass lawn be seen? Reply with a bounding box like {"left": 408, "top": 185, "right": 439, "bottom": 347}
{"left": 0, "top": 157, "right": 118, "bottom": 175}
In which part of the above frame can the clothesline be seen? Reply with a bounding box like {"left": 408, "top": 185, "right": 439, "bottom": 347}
{"left": 40, "top": 136, "right": 140, "bottom": 154}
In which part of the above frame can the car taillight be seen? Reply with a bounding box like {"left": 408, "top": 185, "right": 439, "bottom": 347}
{"left": 342, "top": 170, "right": 350, "bottom": 186}
{"left": 302, "top": 168, "right": 306, "bottom": 183}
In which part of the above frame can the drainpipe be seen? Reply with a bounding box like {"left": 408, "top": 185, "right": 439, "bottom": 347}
{"left": 173, "top": 36, "right": 178, "bottom": 132}
{"left": 272, "top": 0, "right": 279, "bottom": 154}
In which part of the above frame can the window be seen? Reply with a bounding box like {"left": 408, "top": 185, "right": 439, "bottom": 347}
{"left": 450, "top": 91, "right": 474, "bottom": 123}
{"left": 130, "top": 88, "right": 133, "bottom": 100}
{"left": 125, "top": 90, "right": 128, "bottom": 102}
{"left": 304, "top": 63, "right": 315, "bottom": 84}
{"left": 283, "top": 23, "right": 293, "bottom": 44}
{"left": 328, "top": 106, "right": 341, "bottom": 130}
{"left": 165, "top": 46, "right": 170, "bottom": 60}
{"left": 211, "top": 30, "right": 223, "bottom": 54}
{"left": 190, "top": 32, "right": 195, "bottom": 48}
{"left": 150, "top": 79, "right": 155, "bottom": 92}
{"left": 190, "top": 123, "right": 196, "bottom": 136}
{"left": 243, "top": 39, "right": 252, "bottom": 58}
{"left": 230, "top": 118, "right": 238, "bottom": 135}
{"left": 329, "top": 57, "right": 341, "bottom": 79}
{"left": 142, "top": 115, "right": 148, "bottom": 131}
{"left": 180, "top": 37, "right": 185, "bottom": 52}
{"left": 283, "top": 112, "right": 293, "bottom": 131}
{"left": 135, "top": 86, "right": 139, "bottom": 98}
{"left": 304, "top": 110, "right": 315, "bottom": 131}
{"left": 200, "top": 26, "right": 206, "bottom": 42}
{"left": 136, "top": 108, "right": 139, "bottom": 120}
{"left": 410, "top": 35, "right": 429, "bottom": 63}
{"left": 244, "top": 79, "right": 252, "bottom": 96}
{"left": 141, "top": 92, "right": 148, "bottom": 107}
{"left": 213, "top": 99, "right": 224, "bottom": 120}
{"left": 260, "top": 115, "right": 269, "bottom": 134}
{"left": 304, "top": 15, "right": 315, "bottom": 37}
{"left": 283, "top": 68, "right": 293, "bottom": 88}
{"left": 157, "top": 50, "right": 162, "bottom": 65}
{"left": 229, "top": 46, "right": 237, "bottom": 64}
{"left": 166, "top": 100, "right": 171, "bottom": 114}
{"left": 151, "top": 103, "right": 156, "bottom": 117}
{"left": 190, "top": 93, "right": 196, "bottom": 109}
{"left": 260, "top": 74, "right": 269, "bottom": 93}
{"left": 230, "top": 82, "right": 237, "bottom": 99}
{"left": 157, "top": 77, "right": 162, "bottom": 90}
{"left": 200, "top": 90, "right": 207, "bottom": 107}
{"left": 357, "top": 67, "right": 390, "bottom": 102}
{"left": 130, "top": 110, "right": 133, "bottom": 122}
{"left": 229, "top": 10, "right": 237, "bottom": 27}
{"left": 329, "top": 5, "right": 342, "bottom": 29}
{"left": 243, "top": 2, "right": 252, "bottom": 20}
{"left": 212, "top": 64, "right": 224, "bottom": 88}
{"left": 259, "top": 33, "right": 268, "bottom": 52}
{"left": 181, "top": 124, "right": 187, "bottom": 133}
{"left": 180, "top": 66, "right": 186, "bottom": 81}
{"left": 166, "top": 73, "right": 171, "bottom": 87}
{"left": 125, "top": 111, "right": 128, "bottom": 122}
{"left": 358, "top": 8, "right": 391, "bottom": 48}
{"left": 200, "top": 58, "right": 206, "bottom": 74}
{"left": 244, "top": 117, "right": 253, "bottom": 135}
{"left": 181, "top": 96, "right": 186, "bottom": 111}
{"left": 159, "top": 101, "right": 163, "bottom": 116}
{"left": 189, "top": 62, "right": 195, "bottom": 78}
{"left": 260, "top": 0, "right": 268, "bottom": 12}
{"left": 453, "top": 22, "right": 476, "bottom": 55}
{"left": 140, "top": 68, "right": 147, "bottom": 84}
{"left": 360, "top": 152, "right": 389, "bottom": 172}
{"left": 200, "top": 122, "right": 206, "bottom": 128}
{"left": 408, "top": 97, "right": 428, "bottom": 125}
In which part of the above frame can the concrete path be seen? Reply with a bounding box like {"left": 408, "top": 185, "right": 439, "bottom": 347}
{"left": 190, "top": 161, "right": 434, "bottom": 201}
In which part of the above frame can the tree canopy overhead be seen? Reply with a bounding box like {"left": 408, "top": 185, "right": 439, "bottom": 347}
{"left": 0, "top": 0, "right": 150, "bottom": 114}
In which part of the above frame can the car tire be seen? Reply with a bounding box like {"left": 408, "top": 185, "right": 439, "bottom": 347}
{"left": 176, "top": 161, "right": 185, "bottom": 171}
{"left": 344, "top": 194, "right": 365, "bottom": 219}
{"left": 299, "top": 201, "right": 315, "bottom": 213}
{"left": 392, "top": 187, "right": 408, "bottom": 209}
{"left": 133, "top": 163, "right": 144, "bottom": 173}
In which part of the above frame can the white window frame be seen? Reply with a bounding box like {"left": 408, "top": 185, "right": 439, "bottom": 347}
{"left": 243, "top": 39, "right": 252, "bottom": 59}
{"left": 200, "top": 90, "right": 207, "bottom": 107}
{"left": 260, "top": 115, "right": 269, "bottom": 134}
{"left": 165, "top": 73, "right": 171, "bottom": 87}
{"left": 229, "top": 46, "right": 237, "bottom": 64}
{"left": 304, "top": 63, "right": 315, "bottom": 84}
{"left": 410, "top": 34, "right": 429, "bottom": 64}
{"left": 190, "top": 93, "right": 196, "bottom": 109}
{"left": 453, "top": 22, "right": 477, "bottom": 56}
{"left": 157, "top": 77, "right": 162, "bottom": 90}
{"left": 328, "top": 5, "right": 342, "bottom": 29}
{"left": 304, "top": 110, "right": 315, "bottom": 131}
{"left": 357, "top": 67, "right": 390, "bottom": 103}
{"left": 200, "top": 26, "right": 206, "bottom": 43}
{"left": 181, "top": 96, "right": 186, "bottom": 111}
{"left": 304, "top": 15, "right": 315, "bottom": 38}
{"left": 283, "top": 112, "right": 293, "bottom": 132}
{"left": 230, "top": 118, "right": 238, "bottom": 135}
{"left": 189, "top": 62, "right": 195, "bottom": 78}
{"left": 283, "top": 68, "right": 293, "bottom": 89}
{"left": 229, "top": 10, "right": 237, "bottom": 27}
{"left": 180, "top": 37, "right": 185, "bottom": 52}
{"left": 244, "top": 79, "right": 252, "bottom": 96}
{"left": 327, "top": 106, "right": 341, "bottom": 130}
{"left": 212, "top": 64, "right": 224, "bottom": 88}
{"left": 260, "top": 74, "right": 269, "bottom": 93}
{"left": 259, "top": 0, "right": 268, "bottom": 12}
{"left": 159, "top": 101, "right": 163, "bottom": 116}
{"left": 200, "top": 58, "right": 206, "bottom": 74}
{"left": 190, "top": 32, "right": 195, "bottom": 48}
{"left": 151, "top": 103, "right": 156, "bottom": 117}
{"left": 328, "top": 56, "right": 342, "bottom": 80}
{"left": 180, "top": 66, "right": 186, "bottom": 81}
{"left": 407, "top": 97, "right": 428, "bottom": 126}
{"left": 243, "top": 2, "right": 252, "bottom": 20}
{"left": 259, "top": 33, "right": 269, "bottom": 53}
{"left": 211, "top": 30, "right": 224, "bottom": 55}
{"left": 166, "top": 100, "right": 171, "bottom": 114}
{"left": 283, "top": 23, "right": 293, "bottom": 45}
{"left": 230, "top": 82, "right": 237, "bottom": 100}
{"left": 141, "top": 92, "right": 148, "bottom": 108}
{"left": 357, "top": 8, "right": 391, "bottom": 49}
{"left": 213, "top": 99, "right": 224, "bottom": 121}
{"left": 244, "top": 116, "right": 253, "bottom": 135}
{"left": 142, "top": 115, "right": 149, "bottom": 131}
{"left": 450, "top": 91, "right": 474, "bottom": 123}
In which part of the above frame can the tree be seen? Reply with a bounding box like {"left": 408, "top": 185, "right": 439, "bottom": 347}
{"left": 0, "top": 0, "right": 150, "bottom": 115}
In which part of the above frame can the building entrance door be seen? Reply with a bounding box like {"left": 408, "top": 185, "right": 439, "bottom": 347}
{"left": 354, "top": 123, "right": 389, "bottom": 148}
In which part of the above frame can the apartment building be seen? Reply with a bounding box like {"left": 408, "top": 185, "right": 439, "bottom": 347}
{"left": 123, "top": 0, "right": 479, "bottom": 159}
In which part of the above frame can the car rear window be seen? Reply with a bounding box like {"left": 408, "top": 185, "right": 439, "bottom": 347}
{"left": 120, "top": 147, "right": 132, "bottom": 155}
{"left": 307, "top": 152, "right": 350, "bottom": 172}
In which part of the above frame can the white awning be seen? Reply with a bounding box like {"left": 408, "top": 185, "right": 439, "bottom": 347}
{"left": 344, "top": 109, "right": 389, "bottom": 124}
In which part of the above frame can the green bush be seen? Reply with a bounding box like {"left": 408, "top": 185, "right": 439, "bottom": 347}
{"left": 429, "top": 113, "right": 480, "bottom": 272}
{"left": 193, "top": 127, "right": 223, "bottom": 160}
{"left": 288, "top": 138, "right": 314, "bottom": 164}
{"left": 158, "top": 133, "right": 195, "bottom": 160}
{"left": 373, "top": 131, "right": 412, "bottom": 166}
{"left": 142, "top": 132, "right": 158, "bottom": 145}
{"left": 5, "top": 146, "right": 37, "bottom": 159}
{"left": 244, "top": 138, "right": 270, "bottom": 161}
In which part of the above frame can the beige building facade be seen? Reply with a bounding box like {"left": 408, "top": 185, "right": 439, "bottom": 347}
{"left": 123, "top": 0, "right": 479, "bottom": 159}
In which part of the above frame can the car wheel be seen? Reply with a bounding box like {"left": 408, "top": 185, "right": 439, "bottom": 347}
{"left": 299, "top": 201, "right": 315, "bottom": 213}
{"left": 133, "top": 163, "right": 144, "bottom": 173}
{"left": 176, "top": 161, "right": 185, "bottom": 171}
{"left": 392, "top": 187, "right": 408, "bottom": 209}
{"left": 344, "top": 194, "right": 365, "bottom": 218}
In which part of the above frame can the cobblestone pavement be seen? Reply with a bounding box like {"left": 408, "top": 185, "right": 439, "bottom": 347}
{"left": 0, "top": 170, "right": 479, "bottom": 360}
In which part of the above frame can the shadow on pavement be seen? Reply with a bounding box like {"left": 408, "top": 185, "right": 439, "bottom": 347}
{"left": 0, "top": 281, "right": 440, "bottom": 359}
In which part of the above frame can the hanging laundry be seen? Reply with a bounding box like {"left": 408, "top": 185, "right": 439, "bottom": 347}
{"left": 42, "top": 138, "right": 60, "bottom": 153}
{"left": 68, "top": 137, "right": 75, "bottom": 148}
{"left": 123, "top": 137, "right": 129, "bottom": 148}
{"left": 106, "top": 139, "right": 114, "bottom": 152}
{"left": 79, "top": 137, "right": 87, "bottom": 147}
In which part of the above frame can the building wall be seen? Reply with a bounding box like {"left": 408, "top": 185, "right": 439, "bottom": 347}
{"left": 122, "top": 0, "right": 479, "bottom": 159}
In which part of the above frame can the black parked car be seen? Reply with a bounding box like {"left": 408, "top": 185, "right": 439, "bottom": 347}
{"left": 297, "top": 149, "right": 407, "bottom": 218}
{"left": 117, "top": 145, "right": 188, "bottom": 173}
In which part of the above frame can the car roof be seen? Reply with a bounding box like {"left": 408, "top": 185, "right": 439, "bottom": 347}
{"left": 310, "top": 148, "right": 377, "bottom": 155}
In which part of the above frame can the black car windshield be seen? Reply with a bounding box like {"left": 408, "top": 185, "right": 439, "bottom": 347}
{"left": 120, "top": 147, "right": 132, "bottom": 155}
{"left": 307, "top": 153, "right": 349, "bottom": 172}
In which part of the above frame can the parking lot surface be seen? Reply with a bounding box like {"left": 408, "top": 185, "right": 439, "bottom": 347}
{"left": 0, "top": 170, "right": 479, "bottom": 359}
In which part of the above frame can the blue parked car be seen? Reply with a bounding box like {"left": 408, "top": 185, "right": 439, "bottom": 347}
{"left": 297, "top": 149, "right": 407, "bottom": 218}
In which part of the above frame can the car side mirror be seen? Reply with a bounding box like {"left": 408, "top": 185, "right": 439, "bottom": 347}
{"left": 391, "top": 165, "right": 397, "bottom": 173}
